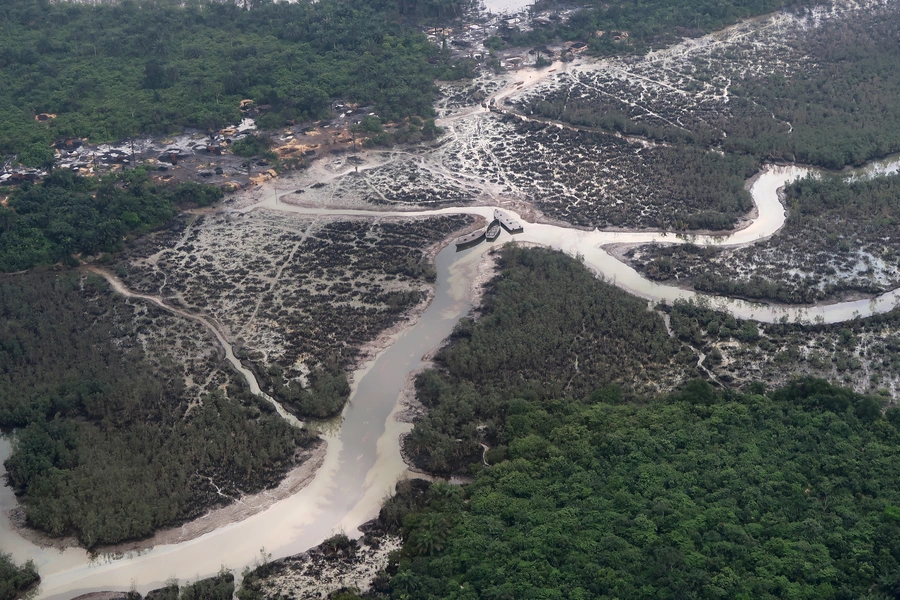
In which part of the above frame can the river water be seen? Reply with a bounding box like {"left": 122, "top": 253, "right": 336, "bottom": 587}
{"left": 1, "top": 142, "right": 899, "bottom": 598}
{"left": 0, "top": 239, "right": 491, "bottom": 600}
{"left": 247, "top": 156, "right": 900, "bottom": 324}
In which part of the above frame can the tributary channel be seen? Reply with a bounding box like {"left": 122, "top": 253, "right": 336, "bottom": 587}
{"left": 0, "top": 234, "right": 490, "bottom": 600}
{"left": 1, "top": 146, "right": 899, "bottom": 600}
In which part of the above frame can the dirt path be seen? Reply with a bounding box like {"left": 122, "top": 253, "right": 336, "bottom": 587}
{"left": 84, "top": 266, "right": 304, "bottom": 429}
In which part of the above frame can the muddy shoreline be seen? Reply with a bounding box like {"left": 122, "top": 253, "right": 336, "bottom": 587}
{"left": 604, "top": 241, "right": 889, "bottom": 310}
{"left": 9, "top": 441, "right": 327, "bottom": 553}
{"left": 394, "top": 248, "right": 502, "bottom": 479}
{"left": 348, "top": 215, "right": 482, "bottom": 384}
{"left": 6, "top": 217, "right": 479, "bottom": 555}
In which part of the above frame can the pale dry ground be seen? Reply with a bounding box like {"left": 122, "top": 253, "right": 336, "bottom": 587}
{"left": 513, "top": 0, "right": 890, "bottom": 137}
{"left": 504, "top": 0, "right": 900, "bottom": 294}
{"left": 251, "top": 536, "right": 401, "bottom": 600}
{"left": 214, "top": 1, "right": 890, "bottom": 233}
{"left": 624, "top": 240, "right": 900, "bottom": 305}
{"left": 114, "top": 211, "right": 473, "bottom": 393}
{"left": 108, "top": 287, "right": 239, "bottom": 406}
{"left": 264, "top": 109, "right": 752, "bottom": 230}
{"left": 708, "top": 318, "right": 900, "bottom": 399}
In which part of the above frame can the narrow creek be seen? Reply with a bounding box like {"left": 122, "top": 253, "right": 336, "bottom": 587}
{"left": 0, "top": 238, "right": 492, "bottom": 600}
{"left": 86, "top": 267, "right": 303, "bottom": 429}
{"left": 247, "top": 154, "right": 900, "bottom": 324}
{"left": 1, "top": 89, "right": 899, "bottom": 600}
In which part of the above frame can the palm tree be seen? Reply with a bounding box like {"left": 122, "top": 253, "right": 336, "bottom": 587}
{"left": 390, "top": 569, "right": 421, "bottom": 597}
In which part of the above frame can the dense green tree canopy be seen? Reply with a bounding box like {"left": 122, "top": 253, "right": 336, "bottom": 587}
{"left": 382, "top": 247, "right": 900, "bottom": 600}
{"left": 406, "top": 245, "right": 688, "bottom": 473}
{"left": 0, "top": 554, "right": 39, "bottom": 600}
{"left": 0, "top": 169, "right": 221, "bottom": 271}
{"left": 0, "top": 0, "right": 465, "bottom": 156}
{"left": 0, "top": 271, "right": 312, "bottom": 547}
{"left": 392, "top": 379, "right": 900, "bottom": 599}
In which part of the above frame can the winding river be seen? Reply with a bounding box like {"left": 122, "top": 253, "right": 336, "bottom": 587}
{"left": 2, "top": 89, "right": 900, "bottom": 600}
{"left": 248, "top": 154, "right": 900, "bottom": 324}
{"left": 0, "top": 238, "right": 490, "bottom": 600}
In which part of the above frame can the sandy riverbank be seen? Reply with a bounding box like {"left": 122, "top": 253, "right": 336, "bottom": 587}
{"left": 393, "top": 245, "right": 502, "bottom": 479}
{"left": 347, "top": 215, "right": 483, "bottom": 386}
{"left": 8, "top": 218, "right": 477, "bottom": 554}
{"left": 10, "top": 442, "right": 327, "bottom": 554}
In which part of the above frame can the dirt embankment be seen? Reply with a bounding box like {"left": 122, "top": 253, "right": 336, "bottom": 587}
{"left": 394, "top": 247, "right": 501, "bottom": 480}
{"left": 240, "top": 529, "right": 401, "bottom": 600}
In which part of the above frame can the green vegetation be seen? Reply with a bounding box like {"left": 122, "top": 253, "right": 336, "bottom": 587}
{"left": 1, "top": 270, "right": 314, "bottom": 548}
{"left": 388, "top": 378, "right": 900, "bottom": 599}
{"left": 663, "top": 297, "right": 900, "bottom": 395}
{"left": 405, "top": 245, "right": 687, "bottom": 473}
{"left": 631, "top": 171, "right": 900, "bottom": 304}
{"left": 0, "top": 554, "right": 39, "bottom": 600}
{"left": 512, "top": 0, "right": 809, "bottom": 52}
{"left": 785, "top": 172, "right": 900, "bottom": 225}
{"left": 526, "top": 7, "right": 900, "bottom": 171}
{"left": 720, "top": 13, "right": 900, "bottom": 169}
{"left": 230, "top": 135, "right": 273, "bottom": 159}
{"left": 0, "top": 170, "right": 222, "bottom": 272}
{"left": 265, "top": 363, "right": 352, "bottom": 419}
{"left": 356, "top": 116, "right": 443, "bottom": 147}
{"left": 371, "top": 247, "right": 900, "bottom": 599}
{"left": 146, "top": 570, "right": 235, "bottom": 600}
{"left": 0, "top": 0, "right": 470, "bottom": 157}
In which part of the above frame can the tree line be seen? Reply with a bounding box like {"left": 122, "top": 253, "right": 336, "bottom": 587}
{"left": 0, "top": 169, "right": 222, "bottom": 272}
{"left": 0, "top": 554, "right": 39, "bottom": 600}
{"left": 339, "top": 247, "right": 900, "bottom": 599}
{"left": 503, "top": 0, "right": 814, "bottom": 55}
{"left": 405, "top": 245, "right": 686, "bottom": 473}
{"left": 1, "top": 270, "right": 314, "bottom": 548}
{"left": 523, "top": 6, "right": 900, "bottom": 172}
{"left": 379, "top": 377, "right": 900, "bottom": 599}
{"left": 0, "top": 0, "right": 470, "bottom": 159}
{"left": 632, "top": 171, "right": 900, "bottom": 304}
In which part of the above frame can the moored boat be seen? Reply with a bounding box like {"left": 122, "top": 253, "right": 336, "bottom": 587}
{"left": 486, "top": 220, "right": 501, "bottom": 241}
{"left": 494, "top": 209, "right": 524, "bottom": 234}
{"left": 455, "top": 227, "right": 486, "bottom": 250}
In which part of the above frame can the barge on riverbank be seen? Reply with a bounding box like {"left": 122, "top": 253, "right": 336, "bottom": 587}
{"left": 494, "top": 209, "right": 523, "bottom": 233}
{"left": 456, "top": 211, "right": 523, "bottom": 250}
{"left": 455, "top": 227, "right": 487, "bottom": 250}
